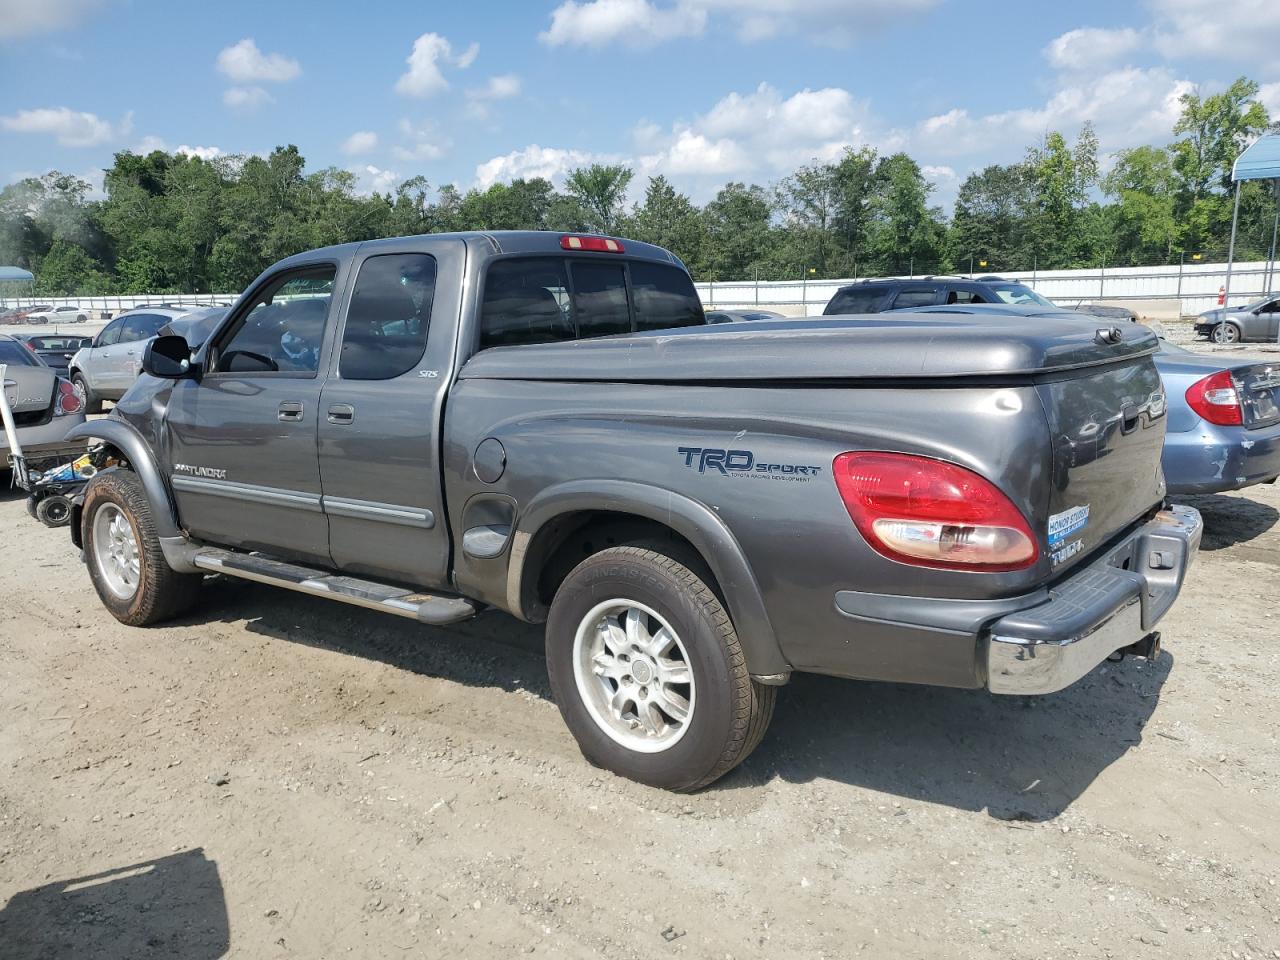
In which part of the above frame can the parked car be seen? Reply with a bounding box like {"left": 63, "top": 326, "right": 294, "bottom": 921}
{"left": 23, "top": 304, "right": 90, "bottom": 324}
{"left": 0, "top": 333, "right": 87, "bottom": 462}
{"left": 705, "top": 309, "right": 786, "bottom": 323}
{"left": 66, "top": 231, "right": 1200, "bottom": 792}
{"left": 20, "top": 334, "right": 93, "bottom": 378}
{"left": 885, "top": 303, "right": 1280, "bottom": 495}
{"left": 68, "top": 306, "right": 195, "bottom": 413}
{"left": 823, "top": 275, "right": 1140, "bottom": 321}
{"left": 1194, "top": 294, "right": 1280, "bottom": 343}
{"left": 2, "top": 305, "right": 50, "bottom": 325}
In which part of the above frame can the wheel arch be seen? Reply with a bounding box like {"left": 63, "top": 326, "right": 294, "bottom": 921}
{"left": 508, "top": 480, "right": 790, "bottom": 680}
{"left": 64, "top": 419, "right": 200, "bottom": 572}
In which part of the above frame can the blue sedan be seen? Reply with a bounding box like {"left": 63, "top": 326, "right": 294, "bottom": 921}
{"left": 886, "top": 303, "right": 1280, "bottom": 496}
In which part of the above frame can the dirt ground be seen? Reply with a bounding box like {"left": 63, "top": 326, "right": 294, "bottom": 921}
{"left": 2, "top": 432, "right": 1280, "bottom": 958}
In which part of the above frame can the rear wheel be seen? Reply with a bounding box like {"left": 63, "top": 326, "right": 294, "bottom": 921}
{"left": 71, "top": 372, "right": 102, "bottom": 414}
{"left": 35, "top": 494, "right": 73, "bottom": 527}
{"left": 1212, "top": 322, "right": 1241, "bottom": 344}
{"left": 82, "top": 469, "right": 202, "bottom": 625}
{"left": 546, "top": 545, "right": 775, "bottom": 791}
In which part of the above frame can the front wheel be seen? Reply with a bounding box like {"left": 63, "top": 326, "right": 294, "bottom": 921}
{"left": 1212, "top": 322, "right": 1241, "bottom": 344}
{"left": 82, "top": 469, "right": 202, "bottom": 625}
{"left": 546, "top": 546, "right": 775, "bottom": 791}
{"left": 71, "top": 372, "right": 102, "bottom": 414}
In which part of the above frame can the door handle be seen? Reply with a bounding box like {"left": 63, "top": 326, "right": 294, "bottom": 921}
{"left": 278, "top": 401, "right": 305, "bottom": 422}
{"left": 327, "top": 403, "right": 355, "bottom": 425}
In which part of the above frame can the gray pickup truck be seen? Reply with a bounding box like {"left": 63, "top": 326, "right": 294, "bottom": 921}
{"left": 65, "top": 231, "right": 1202, "bottom": 791}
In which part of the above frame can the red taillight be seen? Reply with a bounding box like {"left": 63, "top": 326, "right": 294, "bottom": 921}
{"left": 832, "top": 451, "right": 1038, "bottom": 572}
{"left": 55, "top": 378, "right": 84, "bottom": 416}
{"left": 1185, "top": 369, "right": 1242, "bottom": 426}
{"left": 560, "top": 235, "right": 624, "bottom": 253}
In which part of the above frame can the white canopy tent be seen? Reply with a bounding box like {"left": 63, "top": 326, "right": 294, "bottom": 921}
{"left": 1223, "top": 133, "right": 1280, "bottom": 308}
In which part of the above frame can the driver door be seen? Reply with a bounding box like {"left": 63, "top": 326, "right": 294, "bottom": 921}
{"left": 163, "top": 263, "right": 343, "bottom": 565}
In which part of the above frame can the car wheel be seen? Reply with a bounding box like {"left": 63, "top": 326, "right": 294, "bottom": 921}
{"left": 82, "top": 469, "right": 202, "bottom": 626}
{"left": 545, "top": 545, "right": 775, "bottom": 792}
{"left": 1212, "top": 322, "right": 1241, "bottom": 344}
{"left": 71, "top": 372, "right": 102, "bottom": 414}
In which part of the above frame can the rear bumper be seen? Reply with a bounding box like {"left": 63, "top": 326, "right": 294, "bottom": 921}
{"left": 985, "top": 505, "right": 1202, "bottom": 695}
{"left": 1163, "top": 420, "right": 1280, "bottom": 494}
{"left": 0, "top": 413, "right": 88, "bottom": 458}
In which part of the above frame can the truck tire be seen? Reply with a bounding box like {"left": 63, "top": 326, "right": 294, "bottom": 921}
{"left": 546, "top": 545, "right": 775, "bottom": 791}
{"left": 82, "top": 469, "right": 202, "bottom": 626}
{"left": 71, "top": 372, "right": 102, "bottom": 414}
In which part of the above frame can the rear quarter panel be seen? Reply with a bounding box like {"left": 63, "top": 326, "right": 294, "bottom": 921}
{"left": 443, "top": 378, "right": 1057, "bottom": 676}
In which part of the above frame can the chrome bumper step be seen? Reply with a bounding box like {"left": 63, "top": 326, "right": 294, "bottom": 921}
{"left": 191, "top": 548, "right": 480, "bottom": 625}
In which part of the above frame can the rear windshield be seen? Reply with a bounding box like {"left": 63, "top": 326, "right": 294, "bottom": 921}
{"left": 479, "top": 256, "right": 704, "bottom": 350}
{"left": 0, "top": 341, "right": 40, "bottom": 366}
{"left": 825, "top": 287, "right": 891, "bottom": 314}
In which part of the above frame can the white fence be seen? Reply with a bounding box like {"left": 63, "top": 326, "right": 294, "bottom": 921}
{"left": 4, "top": 256, "right": 1279, "bottom": 320}
{"left": 697, "top": 258, "right": 1280, "bottom": 317}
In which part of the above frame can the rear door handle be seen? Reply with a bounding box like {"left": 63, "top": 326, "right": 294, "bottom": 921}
{"left": 278, "top": 401, "right": 305, "bottom": 422}
{"left": 327, "top": 403, "right": 355, "bottom": 425}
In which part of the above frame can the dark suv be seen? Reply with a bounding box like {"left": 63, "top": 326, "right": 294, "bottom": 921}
{"left": 823, "top": 276, "right": 1059, "bottom": 314}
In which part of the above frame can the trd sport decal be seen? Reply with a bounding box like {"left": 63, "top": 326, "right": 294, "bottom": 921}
{"left": 677, "top": 447, "right": 822, "bottom": 482}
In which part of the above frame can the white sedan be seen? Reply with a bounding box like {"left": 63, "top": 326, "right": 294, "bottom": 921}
{"left": 24, "top": 305, "right": 89, "bottom": 324}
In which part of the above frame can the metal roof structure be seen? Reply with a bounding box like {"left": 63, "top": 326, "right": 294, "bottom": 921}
{"left": 1233, "top": 133, "right": 1280, "bottom": 182}
{"left": 0, "top": 267, "right": 34, "bottom": 282}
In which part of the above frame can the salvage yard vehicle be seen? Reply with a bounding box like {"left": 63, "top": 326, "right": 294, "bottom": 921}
{"left": 20, "top": 334, "right": 93, "bottom": 378}
{"left": 823, "top": 275, "right": 1140, "bottom": 322}
{"left": 23, "top": 304, "right": 90, "bottom": 324}
{"left": 68, "top": 306, "right": 195, "bottom": 413}
{"left": 1195, "top": 294, "right": 1280, "bottom": 344}
{"left": 0, "top": 334, "right": 86, "bottom": 461}
{"left": 887, "top": 303, "right": 1280, "bottom": 495}
{"left": 65, "top": 231, "right": 1201, "bottom": 792}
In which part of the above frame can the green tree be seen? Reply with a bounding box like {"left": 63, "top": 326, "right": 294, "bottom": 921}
{"left": 865, "top": 153, "right": 945, "bottom": 274}
{"left": 1103, "top": 145, "right": 1178, "bottom": 264}
{"left": 563, "top": 164, "right": 634, "bottom": 233}
{"left": 778, "top": 161, "right": 840, "bottom": 275}
{"left": 33, "top": 239, "right": 110, "bottom": 295}
{"left": 947, "top": 163, "right": 1036, "bottom": 271}
{"left": 629, "top": 176, "right": 704, "bottom": 269}
{"left": 699, "top": 182, "right": 776, "bottom": 280}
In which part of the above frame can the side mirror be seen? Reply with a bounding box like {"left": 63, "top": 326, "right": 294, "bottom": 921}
{"left": 142, "top": 335, "right": 196, "bottom": 379}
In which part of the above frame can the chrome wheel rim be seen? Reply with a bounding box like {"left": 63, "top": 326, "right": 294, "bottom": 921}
{"left": 572, "top": 599, "right": 695, "bottom": 753}
{"left": 92, "top": 503, "right": 140, "bottom": 600}
{"left": 1214, "top": 323, "right": 1237, "bottom": 343}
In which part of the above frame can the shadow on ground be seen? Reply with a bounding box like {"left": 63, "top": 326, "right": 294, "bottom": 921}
{"left": 179, "top": 575, "right": 1169, "bottom": 821}
{"left": 1185, "top": 491, "right": 1279, "bottom": 550}
{"left": 0, "top": 848, "right": 228, "bottom": 960}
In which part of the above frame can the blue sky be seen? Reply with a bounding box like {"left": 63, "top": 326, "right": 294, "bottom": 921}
{"left": 1, "top": 0, "right": 1277, "bottom": 208}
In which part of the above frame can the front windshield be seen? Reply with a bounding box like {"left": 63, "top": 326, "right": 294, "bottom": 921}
{"left": 987, "top": 283, "right": 1056, "bottom": 307}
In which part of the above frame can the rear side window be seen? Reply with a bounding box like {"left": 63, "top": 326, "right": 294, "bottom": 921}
{"left": 121, "top": 313, "right": 166, "bottom": 342}
{"left": 340, "top": 253, "right": 437, "bottom": 380}
{"left": 570, "top": 262, "right": 630, "bottom": 339}
{"left": 629, "top": 261, "right": 704, "bottom": 332}
{"left": 825, "top": 288, "right": 891, "bottom": 314}
{"left": 891, "top": 288, "right": 939, "bottom": 309}
{"left": 946, "top": 289, "right": 989, "bottom": 304}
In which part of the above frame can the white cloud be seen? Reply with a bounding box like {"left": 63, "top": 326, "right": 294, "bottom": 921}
{"left": 223, "top": 86, "right": 273, "bottom": 110}
{"left": 341, "top": 130, "right": 379, "bottom": 155}
{"left": 0, "top": 106, "right": 129, "bottom": 147}
{"left": 395, "top": 33, "right": 477, "bottom": 98}
{"left": 922, "top": 164, "right": 956, "bottom": 181}
{"left": 353, "top": 164, "right": 400, "bottom": 195}
{"left": 1259, "top": 82, "right": 1280, "bottom": 119}
{"left": 540, "top": 0, "right": 938, "bottom": 47}
{"left": 134, "top": 134, "right": 168, "bottom": 153}
{"left": 644, "top": 129, "right": 748, "bottom": 176}
{"left": 1044, "top": 27, "right": 1143, "bottom": 71}
{"left": 468, "top": 74, "right": 521, "bottom": 102}
{"left": 540, "top": 0, "right": 706, "bottom": 47}
{"left": 0, "top": 0, "right": 100, "bottom": 39}
{"left": 474, "top": 145, "right": 619, "bottom": 188}
{"left": 215, "top": 38, "right": 301, "bottom": 84}
{"left": 392, "top": 118, "right": 451, "bottom": 163}
{"left": 1150, "top": 0, "right": 1280, "bottom": 60}
{"left": 176, "top": 144, "right": 223, "bottom": 160}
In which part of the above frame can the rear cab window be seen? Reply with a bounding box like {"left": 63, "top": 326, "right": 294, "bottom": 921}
{"left": 479, "top": 255, "right": 703, "bottom": 351}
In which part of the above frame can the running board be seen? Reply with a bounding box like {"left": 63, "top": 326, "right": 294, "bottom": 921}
{"left": 191, "top": 548, "right": 480, "bottom": 625}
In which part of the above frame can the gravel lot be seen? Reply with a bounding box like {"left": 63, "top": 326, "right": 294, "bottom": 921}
{"left": 2, "top": 346, "right": 1280, "bottom": 959}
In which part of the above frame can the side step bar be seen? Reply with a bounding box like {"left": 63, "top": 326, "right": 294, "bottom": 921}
{"left": 191, "top": 548, "right": 480, "bottom": 626}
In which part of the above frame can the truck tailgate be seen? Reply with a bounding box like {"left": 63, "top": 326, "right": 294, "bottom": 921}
{"left": 1036, "top": 357, "right": 1167, "bottom": 572}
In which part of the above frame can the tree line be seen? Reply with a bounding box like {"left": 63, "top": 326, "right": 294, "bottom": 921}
{"left": 1, "top": 76, "right": 1276, "bottom": 297}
